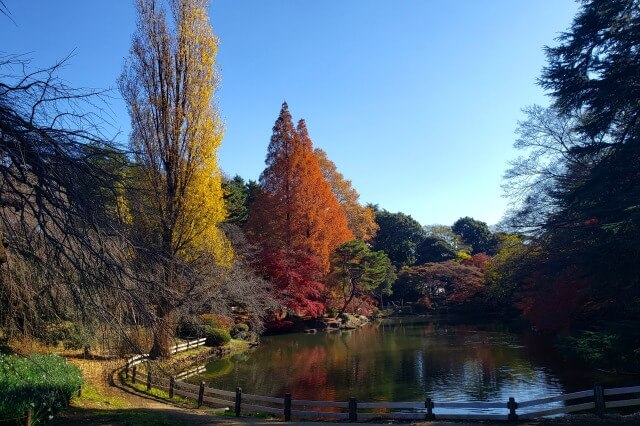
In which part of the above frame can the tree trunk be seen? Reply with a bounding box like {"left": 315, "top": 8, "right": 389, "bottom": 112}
{"left": 150, "top": 303, "right": 175, "bottom": 359}
{"left": 336, "top": 280, "right": 357, "bottom": 318}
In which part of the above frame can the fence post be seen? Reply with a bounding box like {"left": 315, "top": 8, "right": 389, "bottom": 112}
{"left": 125, "top": 361, "right": 129, "bottom": 378}
{"left": 425, "top": 397, "right": 435, "bottom": 420}
{"left": 24, "top": 409, "right": 31, "bottom": 426}
{"left": 132, "top": 365, "right": 137, "bottom": 384}
{"left": 284, "top": 393, "right": 292, "bottom": 421}
{"left": 146, "top": 369, "right": 152, "bottom": 391}
{"left": 507, "top": 397, "right": 518, "bottom": 421}
{"left": 594, "top": 382, "right": 606, "bottom": 418}
{"left": 169, "top": 376, "right": 175, "bottom": 399}
{"left": 349, "top": 397, "right": 357, "bottom": 423}
{"left": 198, "top": 381, "right": 205, "bottom": 408}
{"left": 235, "top": 387, "right": 242, "bottom": 417}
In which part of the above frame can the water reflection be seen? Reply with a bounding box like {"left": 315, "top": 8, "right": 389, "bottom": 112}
{"left": 192, "top": 317, "right": 631, "bottom": 409}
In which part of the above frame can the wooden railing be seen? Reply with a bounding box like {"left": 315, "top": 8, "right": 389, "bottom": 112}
{"left": 124, "top": 337, "right": 207, "bottom": 374}
{"left": 122, "top": 364, "right": 640, "bottom": 423}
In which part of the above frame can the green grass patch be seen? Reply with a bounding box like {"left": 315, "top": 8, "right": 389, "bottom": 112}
{"left": 72, "top": 383, "right": 129, "bottom": 409}
{"left": 0, "top": 353, "right": 83, "bottom": 423}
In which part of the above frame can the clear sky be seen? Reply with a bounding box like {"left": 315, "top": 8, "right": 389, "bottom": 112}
{"left": 1, "top": 1, "right": 579, "bottom": 227}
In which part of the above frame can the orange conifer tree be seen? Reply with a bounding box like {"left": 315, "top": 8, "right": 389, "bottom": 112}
{"left": 248, "top": 102, "right": 353, "bottom": 272}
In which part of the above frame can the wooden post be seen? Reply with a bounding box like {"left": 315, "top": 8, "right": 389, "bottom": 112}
{"left": 125, "top": 362, "right": 129, "bottom": 378}
{"left": 132, "top": 365, "right": 137, "bottom": 384}
{"left": 235, "top": 387, "right": 242, "bottom": 417}
{"left": 169, "top": 376, "right": 175, "bottom": 399}
{"left": 175, "top": 343, "right": 179, "bottom": 353}
{"left": 146, "top": 370, "right": 152, "bottom": 391}
{"left": 507, "top": 397, "right": 518, "bottom": 421}
{"left": 198, "top": 381, "right": 205, "bottom": 408}
{"left": 284, "top": 393, "right": 292, "bottom": 421}
{"left": 23, "top": 409, "right": 31, "bottom": 426}
{"left": 425, "top": 397, "right": 435, "bottom": 420}
{"left": 348, "top": 397, "right": 357, "bottom": 423}
{"left": 594, "top": 382, "right": 606, "bottom": 418}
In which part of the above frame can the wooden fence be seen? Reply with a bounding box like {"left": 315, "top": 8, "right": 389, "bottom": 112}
{"left": 123, "top": 362, "right": 640, "bottom": 422}
{"left": 124, "top": 337, "right": 206, "bottom": 374}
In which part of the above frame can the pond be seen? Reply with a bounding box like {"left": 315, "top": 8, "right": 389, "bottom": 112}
{"left": 189, "top": 316, "right": 633, "bottom": 410}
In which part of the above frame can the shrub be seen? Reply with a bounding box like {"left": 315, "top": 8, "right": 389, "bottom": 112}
{"left": 231, "top": 323, "right": 249, "bottom": 338}
{"left": 40, "top": 322, "right": 74, "bottom": 346}
{"left": 177, "top": 317, "right": 206, "bottom": 339}
{"left": 0, "top": 354, "right": 83, "bottom": 423}
{"left": 199, "top": 313, "right": 233, "bottom": 331}
{"left": 204, "top": 327, "right": 231, "bottom": 347}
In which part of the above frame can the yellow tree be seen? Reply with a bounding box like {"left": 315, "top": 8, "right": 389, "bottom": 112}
{"left": 120, "top": 0, "right": 231, "bottom": 358}
{"left": 314, "top": 148, "right": 378, "bottom": 241}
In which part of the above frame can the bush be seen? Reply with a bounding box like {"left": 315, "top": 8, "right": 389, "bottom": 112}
{"left": 231, "top": 323, "right": 249, "bottom": 338}
{"left": 204, "top": 327, "right": 231, "bottom": 347}
{"left": 40, "top": 322, "right": 75, "bottom": 346}
{"left": 0, "top": 354, "right": 83, "bottom": 423}
{"left": 199, "top": 313, "right": 233, "bottom": 331}
{"left": 177, "top": 317, "right": 206, "bottom": 339}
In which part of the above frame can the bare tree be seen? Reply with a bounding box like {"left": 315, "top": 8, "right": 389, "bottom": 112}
{"left": 0, "top": 54, "right": 138, "bottom": 341}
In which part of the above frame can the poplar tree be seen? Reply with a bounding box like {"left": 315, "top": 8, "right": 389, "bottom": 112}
{"left": 120, "top": 0, "right": 231, "bottom": 358}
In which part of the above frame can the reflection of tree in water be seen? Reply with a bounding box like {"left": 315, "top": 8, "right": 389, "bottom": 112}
{"left": 196, "top": 318, "right": 571, "bottom": 403}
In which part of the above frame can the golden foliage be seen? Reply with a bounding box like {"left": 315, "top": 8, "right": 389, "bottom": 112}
{"left": 120, "top": 0, "right": 231, "bottom": 266}
{"left": 314, "top": 148, "right": 378, "bottom": 241}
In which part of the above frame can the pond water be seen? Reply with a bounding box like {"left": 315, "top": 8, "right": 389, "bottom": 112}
{"left": 189, "top": 316, "right": 633, "bottom": 412}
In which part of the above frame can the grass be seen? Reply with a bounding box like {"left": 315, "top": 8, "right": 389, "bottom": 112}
{"left": 123, "top": 374, "right": 196, "bottom": 407}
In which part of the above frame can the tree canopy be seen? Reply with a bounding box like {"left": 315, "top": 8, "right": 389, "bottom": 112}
{"left": 372, "top": 209, "right": 426, "bottom": 267}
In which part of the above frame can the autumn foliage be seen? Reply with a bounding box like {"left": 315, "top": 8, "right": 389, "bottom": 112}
{"left": 260, "top": 249, "right": 325, "bottom": 318}
{"left": 247, "top": 103, "right": 353, "bottom": 272}
{"left": 314, "top": 149, "right": 378, "bottom": 241}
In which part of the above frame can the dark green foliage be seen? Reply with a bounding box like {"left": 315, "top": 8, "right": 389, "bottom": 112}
{"left": 451, "top": 217, "right": 497, "bottom": 255}
{"left": 0, "top": 354, "right": 83, "bottom": 423}
{"left": 541, "top": 0, "right": 640, "bottom": 140}
{"left": 231, "top": 323, "right": 249, "bottom": 336}
{"left": 372, "top": 209, "right": 426, "bottom": 267}
{"left": 329, "top": 240, "right": 396, "bottom": 315}
{"left": 415, "top": 237, "right": 457, "bottom": 264}
{"left": 177, "top": 317, "right": 205, "bottom": 339}
{"left": 557, "top": 321, "right": 640, "bottom": 372}
{"left": 204, "top": 327, "right": 231, "bottom": 346}
{"left": 222, "top": 175, "right": 250, "bottom": 225}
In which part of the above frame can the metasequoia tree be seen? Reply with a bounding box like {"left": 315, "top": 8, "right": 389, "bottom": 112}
{"left": 314, "top": 149, "right": 378, "bottom": 241}
{"left": 120, "top": 0, "right": 231, "bottom": 358}
{"left": 248, "top": 103, "right": 352, "bottom": 272}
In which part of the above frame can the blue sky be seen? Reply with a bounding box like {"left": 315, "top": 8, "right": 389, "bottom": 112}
{"left": 1, "top": 1, "right": 578, "bottom": 227}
